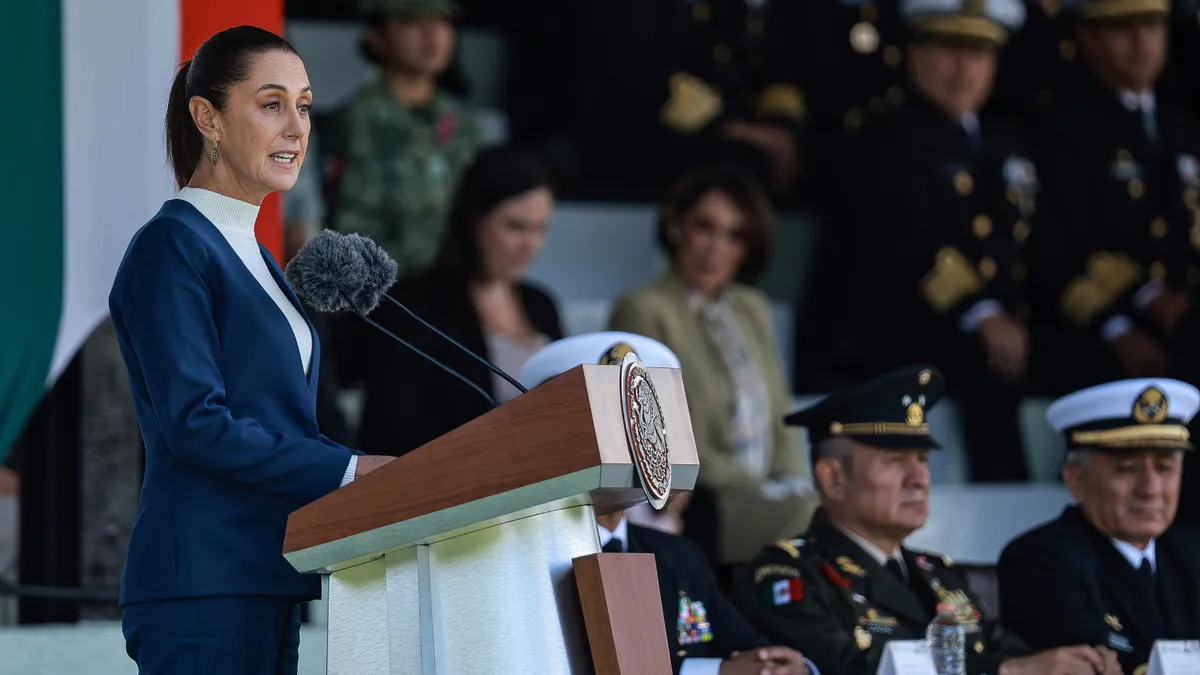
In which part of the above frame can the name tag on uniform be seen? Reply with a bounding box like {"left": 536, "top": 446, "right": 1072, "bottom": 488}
{"left": 876, "top": 640, "right": 938, "bottom": 675}
{"left": 1147, "top": 640, "right": 1200, "bottom": 675}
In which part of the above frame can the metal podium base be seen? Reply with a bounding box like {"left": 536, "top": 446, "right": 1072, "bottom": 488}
{"left": 325, "top": 497, "right": 601, "bottom": 675}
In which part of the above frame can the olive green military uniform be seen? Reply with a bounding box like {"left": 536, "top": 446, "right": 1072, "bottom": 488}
{"left": 733, "top": 511, "right": 1030, "bottom": 675}
{"left": 332, "top": 0, "right": 483, "bottom": 275}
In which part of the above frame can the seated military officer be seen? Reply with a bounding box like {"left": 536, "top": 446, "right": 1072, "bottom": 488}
{"left": 731, "top": 365, "right": 1122, "bottom": 675}
{"left": 821, "top": 0, "right": 1037, "bottom": 483}
{"left": 521, "top": 332, "right": 813, "bottom": 675}
{"left": 998, "top": 379, "right": 1200, "bottom": 675}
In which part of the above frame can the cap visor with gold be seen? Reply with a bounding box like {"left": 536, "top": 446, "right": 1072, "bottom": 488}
{"left": 1047, "top": 379, "right": 1199, "bottom": 452}
{"left": 785, "top": 365, "right": 946, "bottom": 452}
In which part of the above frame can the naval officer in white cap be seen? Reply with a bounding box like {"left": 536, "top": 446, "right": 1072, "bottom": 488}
{"left": 999, "top": 379, "right": 1200, "bottom": 675}
{"left": 521, "top": 332, "right": 814, "bottom": 675}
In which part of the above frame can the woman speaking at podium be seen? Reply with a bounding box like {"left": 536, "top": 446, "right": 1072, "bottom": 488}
{"left": 108, "top": 26, "right": 391, "bottom": 674}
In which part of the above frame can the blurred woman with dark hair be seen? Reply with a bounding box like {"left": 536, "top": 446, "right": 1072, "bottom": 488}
{"left": 609, "top": 163, "right": 817, "bottom": 566}
{"left": 351, "top": 144, "right": 563, "bottom": 456}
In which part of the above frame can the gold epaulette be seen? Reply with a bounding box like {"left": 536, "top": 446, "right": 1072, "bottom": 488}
{"left": 772, "top": 538, "right": 807, "bottom": 559}
{"left": 660, "top": 73, "right": 724, "bottom": 134}
{"left": 757, "top": 83, "right": 807, "bottom": 122}
{"left": 1061, "top": 252, "right": 1142, "bottom": 326}
{"left": 921, "top": 247, "right": 984, "bottom": 313}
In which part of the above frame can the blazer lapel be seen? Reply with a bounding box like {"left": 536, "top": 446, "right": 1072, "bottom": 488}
{"left": 1155, "top": 537, "right": 1196, "bottom": 638}
{"left": 260, "top": 247, "right": 318, "bottom": 388}
{"left": 1094, "top": 535, "right": 1166, "bottom": 641}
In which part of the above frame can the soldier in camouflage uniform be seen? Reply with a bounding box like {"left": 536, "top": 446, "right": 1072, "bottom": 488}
{"left": 333, "top": 0, "right": 483, "bottom": 275}
{"left": 731, "top": 365, "right": 1123, "bottom": 675}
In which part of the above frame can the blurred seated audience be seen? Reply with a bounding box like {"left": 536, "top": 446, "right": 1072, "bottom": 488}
{"left": 608, "top": 164, "right": 817, "bottom": 565}
{"left": 332, "top": 0, "right": 483, "bottom": 276}
{"left": 345, "top": 144, "right": 563, "bottom": 456}
{"left": 573, "top": 0, "right": 807, "bottom": 201}
{"left": 814, "top": 0, "right": 1035, "bottom": 482}
{"left": 999, "top": 378, "right": 1200, "bottom": 675}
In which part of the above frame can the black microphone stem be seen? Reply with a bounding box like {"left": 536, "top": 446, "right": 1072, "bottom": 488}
{"left": 382, "top": 294, "right": 529, "bottom": 394}
{"left": 345, "top": 296, "right": 498, "bottom": 409}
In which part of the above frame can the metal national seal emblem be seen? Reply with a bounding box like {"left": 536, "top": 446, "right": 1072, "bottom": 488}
{"left": 619, "top": 351, "right": 672, "bottom": 509}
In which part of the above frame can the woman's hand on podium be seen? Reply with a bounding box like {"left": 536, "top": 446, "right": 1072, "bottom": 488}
{"left": 354, "top": 455, "right": 396, "bottom": 478}
{"left": 723, "top": 647, "right": 809, "bottom": 675}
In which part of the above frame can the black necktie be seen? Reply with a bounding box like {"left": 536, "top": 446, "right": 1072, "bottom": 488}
{"left": 603, "top": 538, "right": 625, "bottom": 554}
{"left": 1138, "top": 557, "right": 1155, "bottom": 589}
{"left": 886, "top": 558, "right": 907, "bottom": 585}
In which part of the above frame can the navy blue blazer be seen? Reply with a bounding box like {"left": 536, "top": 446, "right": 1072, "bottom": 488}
{"left": 109, "top": 199, "right": 356, "bottom": 605}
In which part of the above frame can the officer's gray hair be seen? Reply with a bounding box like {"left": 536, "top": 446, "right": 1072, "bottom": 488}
{"left": 1063, "top": 450, "right": 1093, "bottom": 470}
{"left": 813, "top": 438, "right": 857, "bottom": 496}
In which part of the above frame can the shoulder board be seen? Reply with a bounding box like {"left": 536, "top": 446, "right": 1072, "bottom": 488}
{"left": 911, "top": 548, "right": 953, "bottom": 567}
{"left": 772, "top": 538, "right": 807, "bottom": 559}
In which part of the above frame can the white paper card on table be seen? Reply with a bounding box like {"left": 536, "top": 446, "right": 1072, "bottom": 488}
{"left": 876, "top": 640, "right": 938, "bottom": 675}
{"left": 1147, "top": 640, "right": 1200, "bottom": 675}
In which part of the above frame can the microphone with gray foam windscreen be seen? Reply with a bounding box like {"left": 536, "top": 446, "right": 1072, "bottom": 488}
{"left": 285, "top": 230, "right": 498, "bottom": 408}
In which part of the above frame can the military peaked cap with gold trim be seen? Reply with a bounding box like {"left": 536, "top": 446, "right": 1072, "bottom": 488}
{"left": 1063, "top": 0, "right": 1170, "bottom": 22}
{"left": 1047, "top": 378, "right": 1200, "bottom": 452}
{"left": 900, "top": 0, "right": 1027, "bottom": 45}
{"left": 785, "top": 365, "right": 946, "bottom": 453}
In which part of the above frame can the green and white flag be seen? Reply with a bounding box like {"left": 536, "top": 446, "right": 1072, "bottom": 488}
{"left": 1, "top": 0, "right": 178, "bottom": 463}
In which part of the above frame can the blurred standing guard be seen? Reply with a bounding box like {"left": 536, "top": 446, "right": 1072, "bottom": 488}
{"left": 999, "top": 379, "right": 1200, "bottom": 675}
{"left": 825, "top": 0, "right": 1037, "bottom": 481}
{"left": 1028, "top": 0, "right": 1200, "bottom": 397}
{"left": 332, "top": 0, "right": 483, "bottom": 275}
{"left": 575, "top": 0, "right": 808, "bottom": 200}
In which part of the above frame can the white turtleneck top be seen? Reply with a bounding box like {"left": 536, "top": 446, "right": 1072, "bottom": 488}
{"left": 177, "top": 187, "right": 356, "bottom": 486}
{"left": 178, "top": 187, "right": 313, "bottom": 373}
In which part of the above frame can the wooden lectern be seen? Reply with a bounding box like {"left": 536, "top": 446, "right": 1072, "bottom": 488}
{"left": 284, "top": 363, "right": 699, "bottom": 675}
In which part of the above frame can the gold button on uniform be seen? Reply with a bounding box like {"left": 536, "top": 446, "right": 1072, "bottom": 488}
{"left": 1012, "top": 262, "right": 1026, "bottom": 281}
{"left": 1151, "top": 262, "right": 1167, "bottom": 280}
{"left": 1013, "top": 220, "right": 1031, "bottom": 243}
{"left": 713, "top": 44, "right": 731, "bottom": 64}
{"left": 850, "top": 21, "right": 880, "bottom": 53}
{"left": 1129, "top": 179, "right": 1145, "bottom": 199}
{"left": 1151, "top": 217, "right": 1168, "bottom": 239}
{"left": 954, "top": 171, "right": 973, "bottom": 196}
{"left": 972, "top": 214, "right": 993, "bottom": 238}
{"left": 979, "top": 257, "right": 997, "bottom": 279}
{"left": 882, "top": 45, "right": 902, "bottom": 67}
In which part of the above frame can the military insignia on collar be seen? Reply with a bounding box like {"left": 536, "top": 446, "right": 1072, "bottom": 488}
{"left": 860, "top": 608, "right": 899, "bottom": 634}
{"left": 836, "top": 556, "right": 867, "bottom": 577}
{"left": 855, "top": 625, "right": 873, "bottom": 650}
{"left": 676, "top": 595, "right": 713, "bottom": 646}
{"left": 1133, "top": 387, "right": 1168, "bottom": 424}
{"left": 773, "top": 539, "right": 806, "bottom": 559}
{"left": 1105, "top": 614, "right": 1124, "bottom": 632}
{"left": 821, "top": 562, "right": 853, "bottom": 589}
{"left": 755, "top": 563, "right": 802, "bottom": 583}
{"left": 915, "top": 555, "right": 935, "bottom": 571}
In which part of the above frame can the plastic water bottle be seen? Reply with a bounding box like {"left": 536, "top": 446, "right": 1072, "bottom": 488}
{"left": 926, "top": 602, "right": 966, "bottom": 675}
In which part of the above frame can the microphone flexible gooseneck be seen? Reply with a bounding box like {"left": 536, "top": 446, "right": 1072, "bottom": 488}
{"left": 380, "top": 294, "right": 529, "bottom": 395}
{"left": 341, "top": 292, "right": 498, "bottom": 408}
{"left": 285, "top": 230, "right": 499, "bottom": 410}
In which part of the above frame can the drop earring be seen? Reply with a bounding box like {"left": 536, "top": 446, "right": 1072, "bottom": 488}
{"left": 210, "top": 139, "right": 220, "bottom": 165}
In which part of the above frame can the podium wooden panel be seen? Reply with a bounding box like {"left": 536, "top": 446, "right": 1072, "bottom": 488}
{"left": 574, "top": 553, "right": 673, "bottom": 675}
{"left": 284, "top": 364, "right": 698, "bottom": 675}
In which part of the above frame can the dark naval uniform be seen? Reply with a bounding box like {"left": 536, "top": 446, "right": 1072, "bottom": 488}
{"left": 574, "top": 0, "right": 807, "bottom": 197}
{"left": 1028, "top": 26, "right": 1200, "bottom": 395}
{"left": 732, "top": 510, "right": 1030, "bottom": 675}
{"left": 826, "top": 85, "right": 1038, "bottom": 481}
{"left": 1000, "top": 506, "right": 1200, "bottom": 675}
{"left": 622, "top": 524, "right": 768, "bottom": 673}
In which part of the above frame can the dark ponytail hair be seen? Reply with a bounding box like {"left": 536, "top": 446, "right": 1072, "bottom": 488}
{"left": 165, "top": 25, "right": 299, "bottom": 190}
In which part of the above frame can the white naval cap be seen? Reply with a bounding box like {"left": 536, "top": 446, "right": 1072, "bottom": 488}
{"left": 518, "top": 331, "right": 681, "bottom": 389}
{"left": 901, "top": 0, "right": 1026, "bottom": 45}
{"left": 1046, "top": 378, "right": 1200, "bottom": 452}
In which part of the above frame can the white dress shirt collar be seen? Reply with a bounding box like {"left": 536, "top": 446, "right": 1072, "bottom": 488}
{"left": 1119, "top": 89, "right": 1156, "bottom": 113}
{"left": 836, "top": 524, "right": 906, "bottom": 570}
{"left": 597, "top": 517, "right": 629, "bottom": 550}
{"left": 1112, "top": 537, "right": 1157, "bottom": 573}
